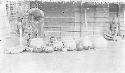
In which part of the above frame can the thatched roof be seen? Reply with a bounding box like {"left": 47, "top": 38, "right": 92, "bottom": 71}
{"left": 4, "top": 0, "right": 125, "bottom": 3}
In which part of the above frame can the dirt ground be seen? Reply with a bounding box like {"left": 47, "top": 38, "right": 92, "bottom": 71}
{"left": 0, "top": 41, "right": 125, "bottom": 73}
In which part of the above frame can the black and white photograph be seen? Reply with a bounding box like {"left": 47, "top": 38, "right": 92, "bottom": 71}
{"left": 0, "top": 0, "right": 125, "bottom": 73}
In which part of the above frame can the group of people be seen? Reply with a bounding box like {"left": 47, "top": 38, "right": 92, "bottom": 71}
{"left": 4, "top": 6, "right": 121, "bottom": 54}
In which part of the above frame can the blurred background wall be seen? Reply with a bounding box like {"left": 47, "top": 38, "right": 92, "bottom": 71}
{"left": 5, "top": 1, "right": 125, "bottom": 39}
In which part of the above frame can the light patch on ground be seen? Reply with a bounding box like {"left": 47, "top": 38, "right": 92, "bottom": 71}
{"left": 0, "top": 41, "right": 125, "bottom": 73}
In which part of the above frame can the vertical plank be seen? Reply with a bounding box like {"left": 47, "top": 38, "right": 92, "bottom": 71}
{"left": 74, "top": 6, "right": 81, "bottom": 38}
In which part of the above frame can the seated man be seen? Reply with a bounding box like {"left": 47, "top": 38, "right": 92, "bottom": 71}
{"left": 104, "top": 17, "right": 120, "bottom": 41}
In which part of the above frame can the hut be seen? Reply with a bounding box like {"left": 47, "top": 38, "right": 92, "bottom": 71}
{"left": 1, "top": 0, "right": 125, "bottom": 53}
{"left": 5, "top": 0, "right": 125, "bottom": 39}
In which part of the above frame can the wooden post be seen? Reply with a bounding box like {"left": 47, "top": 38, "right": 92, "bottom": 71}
{"left": 80, "top": 2, "right": 82, "bottom": 37}
{"left": 93, "top": 6, "right": 96, "bottom": 36}
{"left": 74, "top": 6, "right": 81, "bottom": 39}
{"left": 19, "top": 22, "right": 23, "bottom": 46}
{"left": 124, "top": 6, "right": 125, "bottom": 26}
{"left": 84, "top": 8, "right": 88, "bottom": 35}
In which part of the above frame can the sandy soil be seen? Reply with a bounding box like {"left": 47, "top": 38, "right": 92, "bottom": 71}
{"left": 0, "top": 41, "right": 125, "bottom": 73}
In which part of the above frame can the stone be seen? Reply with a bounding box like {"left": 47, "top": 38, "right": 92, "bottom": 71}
{"left": 45, "top": 46, "right": 54, "bottom": 53}
{"left": 53, "top": 41, "right": 64, "bottom": 51}
{"left": 62, "top": 37, "right": 76, "bottom": 51}
{"left": 76, "top": 41, "right": 84, "bottom": 51}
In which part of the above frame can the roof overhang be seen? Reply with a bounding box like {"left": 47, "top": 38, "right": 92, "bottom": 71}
{"left": 4, "top": 0, "right": 125, "bottom": 3}
{"left": 2, "top": 0, "right": 125, "bottom": 4}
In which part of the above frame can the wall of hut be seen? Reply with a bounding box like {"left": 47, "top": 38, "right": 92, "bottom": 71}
{"left": 36, "top": 2, "right": 125, "bottom": 39}
{"left": 119, "top": 4, "right": 125, "bottom": 37}
{"left": 7, "top": 1, "right": 125, "bottom": 39}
